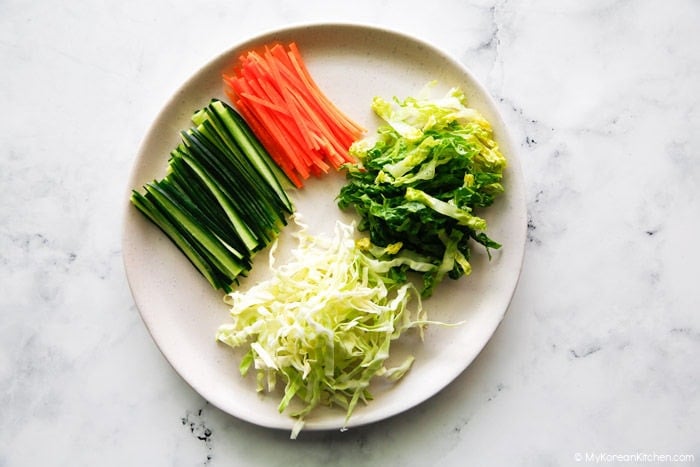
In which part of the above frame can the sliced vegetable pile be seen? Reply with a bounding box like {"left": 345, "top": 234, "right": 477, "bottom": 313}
{"left": 223, "top": 42, "right": 365, "bottom": 188}
{"left": 216, "top": 215, "right": 427, "bottom": 438}
{"left": 337, "top": 84, "right": 507, "bottom": 297}
{"left": 131, "top": 99, "right": 293, "bottom": 292}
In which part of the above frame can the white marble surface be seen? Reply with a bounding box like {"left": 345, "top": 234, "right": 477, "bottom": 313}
{"left": 1, "top": 1, "right": 699, "bottom": 466}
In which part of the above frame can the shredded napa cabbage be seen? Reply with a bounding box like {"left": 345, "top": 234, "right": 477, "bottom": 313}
{"left": 215, "top": 214, "right": 430, "bottom": 438}
{"left": 370, "top": 81, "right": 493, "bottom": 143}
{"left": 338, "top": 82, "right": 506, "bottom": 297}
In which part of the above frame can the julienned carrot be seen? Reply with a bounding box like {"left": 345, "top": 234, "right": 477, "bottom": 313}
{"left": 287, "top": 43, "right": 364, "bottom": 137}
{"left": 271, "top": 47, "right": 359, "bottom": 150}
{"left": 226, "top": 75, "right": 315, "bottom": 177}
{"left": 227, "top": 79, "right": 317, "bottom": 182}
{"left": 223, "top": 42, "right": 365, "bottom": 187}
{"left": 231, "top": 43, "right": 355, "bottom": 178}
{"left": 232, "top": 93, "right": 303, "bottom": 187}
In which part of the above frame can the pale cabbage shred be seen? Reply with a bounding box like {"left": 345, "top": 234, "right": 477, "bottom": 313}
{"left": 215, "top": 214, "right": 428, "bottom": 438}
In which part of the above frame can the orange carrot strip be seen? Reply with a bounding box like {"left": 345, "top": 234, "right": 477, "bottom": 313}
{"left": 236, "top": 99, "right": 303, "bottom": 188}
{"left": 277, "top": 52, "right": 360, "bottom": 156}
{"left": 287, "top": 43, "right": 365, "bottom": 136}
{"left": 239, "top": 92, "right": 289, "bottom": 115}
{"left": 247, "top": 99, "right": 311, "bottom": 180}
{"left": 271, "top": 62, "right": 352, "bottom": 165}
{"left": 223, "top": 42, "right": 365, "bottom": 186}
{"left": 239, "top": 53, "right": 315, "bottom": 162}
{"left": 266, "top": 58, "right": 317, "bottom": 142}
{"left": 273, "top": 47, "right": 358, "bottom": 165}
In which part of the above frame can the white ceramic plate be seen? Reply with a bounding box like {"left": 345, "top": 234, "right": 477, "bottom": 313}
{"left": 122, "top": 23, "right": 526, "bottom": 433}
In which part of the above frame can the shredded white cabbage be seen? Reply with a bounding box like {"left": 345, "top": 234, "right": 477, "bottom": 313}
{"left": 216, "top": 214, "right": 428, "bottom": 438}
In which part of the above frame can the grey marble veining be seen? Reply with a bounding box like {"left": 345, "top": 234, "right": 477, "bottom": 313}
{"left": 1, "top": 1, "right": 698, "bottom": 465}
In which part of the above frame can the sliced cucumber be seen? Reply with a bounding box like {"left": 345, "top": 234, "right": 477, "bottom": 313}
{"left": 131, "top": 99, "right": 295, "bottom": 292}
